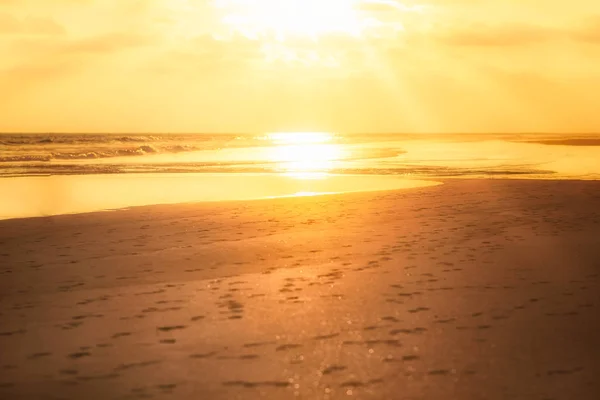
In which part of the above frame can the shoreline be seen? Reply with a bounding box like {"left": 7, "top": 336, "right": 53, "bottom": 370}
{"left": 2, "top": 173, "right": 600, "bottom": 223}
{"left": 0, "top": 173, "right": 440, "bottom": 221}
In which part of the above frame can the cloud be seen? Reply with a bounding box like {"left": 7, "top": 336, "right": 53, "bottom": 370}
{"left": 571, "top": 16, "right": 600, "bottom": 44}
{"left": 436, "top": 24, "right": 561, "bottom": 47}
{"left": 0, "top": 12, "right": 65, "bottom": 35}
{"left": 0, "top": 31, "right": 154, "bottom": 104}
{"left": 7, "top": 31, "right": 154, "bottom": 61}
{"left": 434, "top": 16, "right": 600, "bottom": 48}
{"left": 0, "top": 0, "right": 90, "bottom": 6}
{"left": 60, "top": 32, "right": 153, "bottom": 54}
{"left": 142, "top": 34, "right": 265, "bottom": 77}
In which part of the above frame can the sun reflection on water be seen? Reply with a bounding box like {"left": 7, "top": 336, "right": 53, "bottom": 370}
{"left": 267, "top": 132, "right": 344, "bottom": 178}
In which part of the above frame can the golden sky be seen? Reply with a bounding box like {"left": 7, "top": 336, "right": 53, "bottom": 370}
{"left": 1, "top": 0, "right": 599, "bottom": 133}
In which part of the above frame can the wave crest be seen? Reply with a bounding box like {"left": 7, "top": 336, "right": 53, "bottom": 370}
{"left": 0, "top": 144, "right": 197, "bottom": 163}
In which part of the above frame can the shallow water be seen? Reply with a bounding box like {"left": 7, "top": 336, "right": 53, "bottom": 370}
{"left": 0, "top": 173, "right": 439, "bottom": 220}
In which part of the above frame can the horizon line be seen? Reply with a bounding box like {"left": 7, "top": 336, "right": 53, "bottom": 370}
{"left": 1, "top": 131, "right": 600, "bottom": 135}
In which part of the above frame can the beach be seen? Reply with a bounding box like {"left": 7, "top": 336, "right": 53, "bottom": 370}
{"left": 3, "top": 0, "right": 600, "bottom": 397}
{"left": 1, "top": 178, "right": 599, "bottom": 399}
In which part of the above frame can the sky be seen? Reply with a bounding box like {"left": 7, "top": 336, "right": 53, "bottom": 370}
{"left": 0, "top": 0, "right": 599, "bottom": 133}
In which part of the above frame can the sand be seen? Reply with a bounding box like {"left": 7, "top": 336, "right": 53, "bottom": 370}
{"left": 1, "top": 179, "right": 599, "bottom": 400}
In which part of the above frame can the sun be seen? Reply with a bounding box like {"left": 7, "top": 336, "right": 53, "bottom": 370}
{"left": 267, "top": 132, "right": 345, "bottom": 177}
{"left": 207, "top": 0, "right": 428, "bottom": 66}
{"left": 214, "top": 0, "right": 366, "bottom": 40}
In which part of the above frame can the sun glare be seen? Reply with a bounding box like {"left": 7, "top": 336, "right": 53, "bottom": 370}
{"left": 215, "top": 0, "right": 365, "bottom": 40}
{"left": 267, "top": 132, "right": 344, "bottom": 177}
{"left": 207, "top": 0, "right": 427, "bottom": 66}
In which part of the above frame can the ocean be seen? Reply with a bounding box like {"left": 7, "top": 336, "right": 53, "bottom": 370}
{"left": 1, "top": 132, "right": 599, "bottom": 179}
{"left": 1, "top": 132, "right": 599, "bottom": 219}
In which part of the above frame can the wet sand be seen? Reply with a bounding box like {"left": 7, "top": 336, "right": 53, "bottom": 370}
{"left": 1, "top": 179, "right": 599, "bottom": 400}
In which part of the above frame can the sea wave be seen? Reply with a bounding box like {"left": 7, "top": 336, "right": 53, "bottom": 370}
{"left": 0, "top": 133, "right": 248, "bottom": 146}
{"left": 0, "top": 159, "right": 559, "bottom": 179}
{"left": 0, "top": 144, "right": 198, "bottom": 163}
{"left": 0, "top": 134, "right": 166, "bottom": 146}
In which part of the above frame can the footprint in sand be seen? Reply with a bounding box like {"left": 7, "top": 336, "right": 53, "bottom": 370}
{"left": 322, "top": 365, "right": 347, "bottom": 375}
{"left": 276, "top": 344, "right": 303, "bottom": 351}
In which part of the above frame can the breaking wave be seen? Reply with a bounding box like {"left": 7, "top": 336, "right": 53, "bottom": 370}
{"left": 0, "top": 144, "right": 198, "bottom": 163}
{"left": 0, "top": 134, "right": 178, "bottom": 146}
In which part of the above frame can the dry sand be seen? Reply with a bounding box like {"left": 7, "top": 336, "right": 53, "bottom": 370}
{"left": 1, "top": 179, "right": 599, "bottom": 400}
